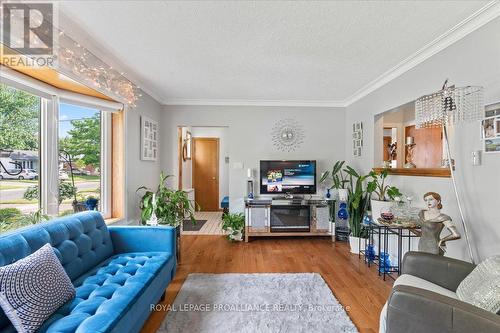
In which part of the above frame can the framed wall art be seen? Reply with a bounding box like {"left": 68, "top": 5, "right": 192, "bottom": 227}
{"left": 482, "top": 104, "right": 500, "bottom": 153}
{"left": 353, "top": 122, "right": 363, "bottom": 157}
{"left": 141, "top": 116, "right": 158, "bottom": 161}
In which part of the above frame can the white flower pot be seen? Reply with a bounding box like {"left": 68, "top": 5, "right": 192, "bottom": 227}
{"left": 228, "top": 228, "right": 243, "bottom": 241}
{"left": 370, "top": 199, "right": 393, "bottom": 222}
{"left": 349, "top": 236, "right": 365, "bottom": 254}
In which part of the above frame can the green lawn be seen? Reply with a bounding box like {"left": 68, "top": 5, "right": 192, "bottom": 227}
{"left": 0, "top": 199, "right": 35, "bottom": 204}
{"left": 73, "top": 175, "right": 99, "bottom": 182}
{"left": 0, "top": 185, "right": 25, "bottom": 190}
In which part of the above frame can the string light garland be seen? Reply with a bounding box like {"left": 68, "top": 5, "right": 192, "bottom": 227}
{"left": 55, "top": 29, "right": 141, "bottom": 106}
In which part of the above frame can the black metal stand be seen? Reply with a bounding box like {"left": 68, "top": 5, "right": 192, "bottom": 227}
{"left": 360, "top": 224, "right": 420, "bottom": 281}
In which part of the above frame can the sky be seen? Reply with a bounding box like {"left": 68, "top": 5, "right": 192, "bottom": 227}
{"left": 59, "top": 103, "right": 99, "bottom": 137}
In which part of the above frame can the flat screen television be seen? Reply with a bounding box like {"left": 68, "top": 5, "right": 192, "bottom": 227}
{"left": 260, "top": 160, "right": 316, "bottom": 195}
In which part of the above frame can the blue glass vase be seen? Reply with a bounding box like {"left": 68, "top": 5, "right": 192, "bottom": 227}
{"left": 366, "top": 244, "right": 375, "bottom": 262}
{"left": 326, "top": 188, "right": 331, "bottom": 199}
{"left": 337, "top": 202, "right": 348, "bottom": 220}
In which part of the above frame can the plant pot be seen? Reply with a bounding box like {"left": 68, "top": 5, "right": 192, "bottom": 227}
{"left": 85, "top": 198, "right": 99, "bottom": 211}
{"left": 349, "top": 236, "right": 366, "bottom": 254}
{"left": 227, "top": 227, "right": 243, "bottom": 241}
{"left": 370, "top": 199, "right": 393, "bottom": 222}
{"left": 72, "top": 201, "right": 87, "bottom": 213}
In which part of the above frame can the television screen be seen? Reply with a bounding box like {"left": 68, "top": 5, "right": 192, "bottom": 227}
{"left": 260, "top": 160, "right": 316, "bottom": 194}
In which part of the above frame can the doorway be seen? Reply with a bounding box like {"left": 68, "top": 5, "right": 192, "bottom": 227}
{"left": 192, "top": 137, "right": 219, "bottom": 211}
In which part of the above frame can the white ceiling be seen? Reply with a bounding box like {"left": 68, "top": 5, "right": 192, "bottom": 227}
{"left": 58, "top": 1, "right": 498, "bottom": 106}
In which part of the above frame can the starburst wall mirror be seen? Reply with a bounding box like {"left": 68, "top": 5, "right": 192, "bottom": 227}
{"left": 271, "top": 118, "right": 305, "bottom": 152}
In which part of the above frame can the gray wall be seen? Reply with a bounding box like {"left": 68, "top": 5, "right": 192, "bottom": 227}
{"left": 123, "top": 92, "right": 162, "bottom": 224}
{"left": 345, "top": 18, "right": 500, "bottom": 262}
{"left": 161, "top": 106, "right": 346, "bottom": 212}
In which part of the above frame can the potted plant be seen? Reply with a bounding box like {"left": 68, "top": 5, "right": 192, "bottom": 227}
{"left": 221, "top": 213, "right": 245, "bottom": 241}
{"left": 319, "top": 160, "right": 349, "bottom": 200}
{"left": 137, "top": 172, "right": 196, "bottom": 260}
{"left": 343, "top": 165, "right": 372, "bottom": 254}
{"left": 367, "top": 169, "right": 402, "bottom": 222}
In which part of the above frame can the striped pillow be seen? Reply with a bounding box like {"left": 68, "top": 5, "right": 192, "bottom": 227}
{"left": 0, "top": 243, "right": 76, "bottom": 333}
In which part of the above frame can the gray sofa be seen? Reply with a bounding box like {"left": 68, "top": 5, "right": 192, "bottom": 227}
{"left": 380, "top": 252, "right": 500, "bottom": 333}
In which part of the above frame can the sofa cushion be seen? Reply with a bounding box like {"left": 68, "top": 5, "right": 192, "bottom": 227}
{"left": 456, "top": 255, "right": 500, "bottom": 313}
{"left": 379, "top": 274, "right": 457, "bottom": 333}
{"left": 0, "top": 212, "right": 113, "bottom": 332}
{"left": 394, "top": 274, "right": 458, "bottom": 299}
{"left": 0, "top": 212, "right": 113, "bottom": 281}
{"left": 0, "top": 244, "right": 76, "bottom": 333}
{"left": 37, "top": 251, "right": 174, "bottom": 333}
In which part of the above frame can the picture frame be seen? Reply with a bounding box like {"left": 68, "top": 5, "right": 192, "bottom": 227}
{"left": 482, "top": 103, "right": 500, "bottom": 153}
{"left": 482, "top": 118, "right": 495, "bottom": 139}
{"left": 141, "top": 116, "right": 158, "bottom": 161}
{"left": 352, "top": 122, "right": 363, "bottom": 157}
{"left": 485, "top": 138, "right": 500, "bottom": 153}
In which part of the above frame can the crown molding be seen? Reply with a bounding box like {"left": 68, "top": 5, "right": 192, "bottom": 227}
{"left": 342, "top": 1, "right": 500, "bottom": 107}
{"left": 162, "top": 98, "right": 347, "bottom": 108}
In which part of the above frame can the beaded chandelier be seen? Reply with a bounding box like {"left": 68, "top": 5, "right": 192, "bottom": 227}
{"left": 415, "top": 80, "right": 484, "bottom": 128}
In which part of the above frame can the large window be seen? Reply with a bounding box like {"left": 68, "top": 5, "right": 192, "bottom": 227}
{"left": 0, "top": 81, "right": 114, "bottom": 233}
{"left": 0, "top": 84, "right": 41, "bottom": 232}
{"left": 58, "top": 104, "right": 101, "bottom": 215}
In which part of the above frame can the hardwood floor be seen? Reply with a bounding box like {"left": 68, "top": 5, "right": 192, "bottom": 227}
{"left": 141, "top": 235, "right": 393, "bottom": 333}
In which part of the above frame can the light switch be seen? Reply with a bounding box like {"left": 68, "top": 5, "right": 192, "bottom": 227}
{"left": 472, "top": 151, "right": 481, "bottom": 166}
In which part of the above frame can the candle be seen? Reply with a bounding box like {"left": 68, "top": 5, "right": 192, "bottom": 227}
{"left": 405, "top": 136, "right": 415, "bottom": 145}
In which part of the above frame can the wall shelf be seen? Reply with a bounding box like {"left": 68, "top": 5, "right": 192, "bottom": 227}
{"left": 372, "top": 168, "right": 451, "bottom": 178}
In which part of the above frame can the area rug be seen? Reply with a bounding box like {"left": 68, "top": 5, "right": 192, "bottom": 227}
{"left": 157, "top": 273, "right": 358, "bottom": 333}
{"left": 182, "top": 219, "right": 207, "bottom": 231}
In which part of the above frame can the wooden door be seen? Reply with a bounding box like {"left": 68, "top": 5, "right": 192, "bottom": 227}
{"left": 405, "top": 125, "right": 443, "bottom": 168}
{"left": 192, "top": 138, "right": 219, "bottom": 211}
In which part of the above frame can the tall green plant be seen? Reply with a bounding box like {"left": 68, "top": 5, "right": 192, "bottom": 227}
{"left": 319, "top": 160, "right": 349, "bottom": 189}
{"left": 367, "top": 169, "right": 402, "bottom": 201}
{"left": 343, "top": 166, "right": 373, "bottom": 237}
{"left": 137, "top": 172, "right": 195, "bottom": 226}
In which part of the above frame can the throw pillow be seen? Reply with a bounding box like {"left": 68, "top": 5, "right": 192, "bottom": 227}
{"left": 0, "top": 243, "right": 76, "bottom": 333}
{"left": 456, "top": 255, "right": 500, "bottom": 313}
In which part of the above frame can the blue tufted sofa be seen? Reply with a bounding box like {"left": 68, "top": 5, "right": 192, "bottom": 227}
{"left": 0, "top": 211, "right": 177, "bottom": 333}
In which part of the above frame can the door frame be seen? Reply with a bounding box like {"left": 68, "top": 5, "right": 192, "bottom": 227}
{"left": 177, "top": 127, "right": 183, "bottom": 190}
{"left": 192, "top": 137, "right": 220, "bottom": 211}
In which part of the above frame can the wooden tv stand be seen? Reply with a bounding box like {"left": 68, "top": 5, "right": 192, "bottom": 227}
{"left": 244, "top": 197, "right": 335, "bottom": 242}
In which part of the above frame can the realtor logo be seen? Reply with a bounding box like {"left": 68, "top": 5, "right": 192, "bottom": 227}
{"left": 1, "top": 2, "right": 54, "bottom": 55}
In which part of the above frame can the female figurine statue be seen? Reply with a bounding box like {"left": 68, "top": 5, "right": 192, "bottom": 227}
{"left": 415, "top": 192, "right": 461, "bottom": 255}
